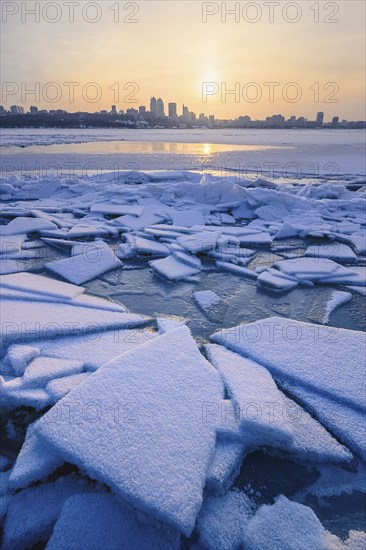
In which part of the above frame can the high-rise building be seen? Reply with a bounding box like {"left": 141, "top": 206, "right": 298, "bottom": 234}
{"left": 30, "top": 106, "right": 39, "bottom": 115}
{"left": 316, "top": 112, "right": 324, "bottom": 127}
{"left": 156, "top": 98, "right": 165, "bottom": 118}
{"left": 139, "top": 106, "right": 146, "bottom": 118}
{"left": 168, "top": 102, "right": 177, "bottom": 119}
{"left": 331, "top": 116, "right": 339, "bottom": 128}
{"left": 10, "top": 105, "right": 24, "bottom": 114}
{"left": 182, "top": 105, "right": 189, "bottom": 122}
{"left": 111, "top": 105, "right": 118, "bottom": 115}
{"left": 150, "top": 97, "right": 157, "bottom": 117}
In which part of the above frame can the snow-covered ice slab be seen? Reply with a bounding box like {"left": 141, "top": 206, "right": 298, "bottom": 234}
{"left": 150, "top": 255, "right": 201, "bottom": 281}
{"left": 121, "top": 234, "right": 170, "bottom": 256}
{"left": 211, "top": 317, "right": 366, "bottom": 411}
{"left": 46, "top": 372, "right": 90, "bottom": 402}
{"left": 206, "top": 437, "right": 246, "bottom": 494}
{"left": 0, "top": 272, "right": 85, "bottom": 300}
{"left": 22, "top": 356, "right": 85, "bottom": 388}
{"left": 45, "top": 247, "right": 122, "bottom": 284}
{"left": 257, "top": 269, "right": 299, "bottom": 293}
{"left": 2, "top": 477, "right": 90, "bottom": 550}
{"left": 177, "top": 231, "right": 219, "bottom": 254}
{"left": 90, "top": 203, "right": 143, "bottom": 216}
{"left": 1, "top": 300, "right": 149, "bottom": 349}
{"left": 0, "top": 217, "right": 58, "bottom": 236}
{"left": 305, "top": 243, "right": 357, "bottom": 263}
{"left": 322, "top": 290, "right": 352, "bottom": 324}
{"left": 274, "top": 257, "right": 359, "bottom": 285}
{"left": 197, "top": 490, "right": 255, "bottom": 550}
{"left": 46, "top": 493, "right": 180, "bottom": 550}
{"left": 3, "top": 344, "right": 40, "bottom": 376}
{"left": 205, "top": 345, "right": 293, "bottom": 447}
{"left": 24, "top": 329, "right": 155, "bottom": 371}
{"left": 243, "top": 495, "right": 342, "bottom": 550}
{"left": 9, "top": 424, "right": 64, "bottom": 490}
{"left": 194, "top": 290, "right": 221, "bottom": 312}
{"left": 35, "top": 327, "right": 224, "bottom": 536}
{"left": 280, "top": 382, "right": 366, "bottom": 460}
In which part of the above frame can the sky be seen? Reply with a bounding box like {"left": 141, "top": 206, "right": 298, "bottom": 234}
{"left": 1, "top": 0, "right": 365, "bottom": 120}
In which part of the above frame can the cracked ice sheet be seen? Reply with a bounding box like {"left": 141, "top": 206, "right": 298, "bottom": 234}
{"left": 46, "top": 493, "right": 180, "bottom": 550}
{"left": 35, "top": 327, "right": 224, "bottom": 536}
{"left": 0, "top": 300, "right": 149, "bottom": 350}
{"left": 211, "top": 317, "right": 366, "bottom": 412}
{"left": 0, "top": 272, "right": 85, "bottom": 300}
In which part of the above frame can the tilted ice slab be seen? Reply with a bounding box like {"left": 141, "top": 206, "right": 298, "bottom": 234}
{"left": 243, "top": 496, "right": 342, "bottom": 550}
{"left": 197, "top": 490, "right": 255, "bottom": 550}
{"left": 322, "top": 290, "right": 352, "bottom": 324}
{"left": 205, "top": 345, "right": 294, "bottom": 447}
{"left": 206, "top": 437, "right": 246, "bottom": 494}
{"left": 9, "top": 423, "right": 64, "bottom": 490}
{"left": 22, "top": 356, "right": 85, "bottom": 388}
{"left": 122, "top": 234, "right": 170, "bottom": 256}
{"left": 46, "top": 372, "right": 90, "bottom": 402}
{"left": 46, "top": 493, "right": 180, "bottom": 550}
{"left": 279, "top": 381, "right": 366, "bottom": 460}
{"left": 0, "top": 272, "right": 85, "bottom": 300}
{"left": 0, "top": 217, "right": 58, "bottom": 236}
{"left": 0, "top": 300, "right": 148, "bottom": 349}
{"left": 149, "top": 255, "right": 201, "bottom": 281}
{"left": 211, "top": 317, "right": 366, "bottom": 412}
{"left": 305, "top": 243, "right": 357, "bottom": 264}
{"left": 35, "top": 327, "right": 224, "bottom": 536}
{"left": 45, "top": 247, "right": 122, "bottom": 284}
{"left": 24, "top": 329, "right": 156, "bottom": 371}
{"left": 274, "top": 257, "right": 359, "bottom": 285}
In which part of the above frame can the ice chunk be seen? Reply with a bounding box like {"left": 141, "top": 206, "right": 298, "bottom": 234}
{"left": 170, "top": 209, "right": 205, "bottom": 227}
{"left": 0, "top": 234, "right": 26, "bottom": 257}
{"left": 257, "top": 269, "right": 299, "bottom": 293}
{"left": 150, "top": 255, "right": 201, "bottom": 281}
{"left": 90, "top": 203, "right": 143, "bottom": 216}
{"left": 194, "top": 290, "right": 221, "bottom": 311}
{"left": 3, "top": 345, "right": 40, "bottom": 376}
{"left": 45, "top": 247, "right": 122, "bottom": 284}
{"left": 197, "top": 490, "right": 255, "bottom": 550}
{"left": 274, "top": 257, "right": 357, "bottom": 284}
{"left": 177, "top": 231, "right": 219, "bottom": 254}
{"left": 215, "top": 261, "right": 258, "bottom": 279}
{"left": 46, "top": 493, "right": 180, "bottom": 550}
{"left": 9, "top": 424, "right": 64, "bottom": 490}
{"left": 35, "top": 327, "right": 224, "bottom": 536}
{"left": 2, "top": 386, "right": 52, "bottom": 411}
{"left": 322, "top": 290, "right": 352, "bottom": 323}
{"left": 46, "top": 372, "right": 90, "bottom": 402}
{"left": 206, "top": 437, "right": 246, "bottom": 494}
{"left": 156, "top": 317, "right": 186, "bottom": 333}
{"left": 305, "top": 243, "right": 357, "bottom": 263}
{"left": 212, "top": 317, "right": 366, "bottom": 411}
{"left": 243, "top": 495, "right": 341, "bottom": 550}
{"left": 121, "top": 235, "right": 170, "bottom": 256}
{"left": 2, "top": 476, "right": 90, "bottom": 550}
{"left": 0, "top": 272, "right": 85, "bottom": 299}
{"left": 22, "top": 356, "right": 85, "bottom": 388}
{"left": 205, "top": 345, "right": 293, "bottom": 447}
{"left": 23, "top": 329, "right": 155, "bottom": 371}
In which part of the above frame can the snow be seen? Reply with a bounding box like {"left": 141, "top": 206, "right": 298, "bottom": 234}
{"left": 322, "top": 290, "right": 352, "bottom": 323}
{"left": 194, "top": 290, "right": 221, "bottom": 311}
{"left": 305, "top": 243, "right": 357, "bottom": 263}
{"left": 45, "top": 247, "right": 122, "bottom": 284}
{"left": 0, "top": 217, "right": 58, "bottom": 236}
{"left": 46, "top": 492, "right": 180, "bottom": 550}
{"left": 212, "top": 317, "right": 366, "bottom": 411}
{"left": 243, "top": 496, "right": 342, "bottom": 550}
{"left": 118, "top": 234, "right": 170, "bottom": 257}
{"left": 274, "top": 257, "right": 359, "bottom": 285}
{"left": 150, "top": 255, "right": 201, "bottom": 281}
{"left": 35, "top": 327, "right": 224, "bottom": 536}
{"left": 46, "top": 372, "right": 90, "bottom": 401}
{"left": 177, "top": 231, "right": 219, "bottom": 254}
{"left": 90, "top": 203, "right": 143, "bottom": 216}
{"left": 197, "top": 490, "right": 255, "bottom": 550}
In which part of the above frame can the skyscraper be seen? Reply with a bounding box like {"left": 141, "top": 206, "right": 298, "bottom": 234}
{"left": 156, "top": 98, "right": 165, "bottom": 118}
{"left": 150, "top": 97, "right": 157, "bottom": 118}
{"left": 316, "top": 112, "right": 324, "bottom": 127}
{"left": 168, "top": 102, "right": 177, "bottom": 119}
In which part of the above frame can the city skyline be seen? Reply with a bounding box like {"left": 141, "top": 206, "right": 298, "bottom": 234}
{"left": 1, "top": 2, "right": 365, "bottom": 120}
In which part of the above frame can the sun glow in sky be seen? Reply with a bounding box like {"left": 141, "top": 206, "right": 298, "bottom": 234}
{"left": 1, "top": 1, "right": 365, "bottom": 120}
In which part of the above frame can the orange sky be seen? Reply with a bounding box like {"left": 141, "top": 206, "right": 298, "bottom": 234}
{"left": 1, "top": 1, "right": 365, "bottom": 120}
